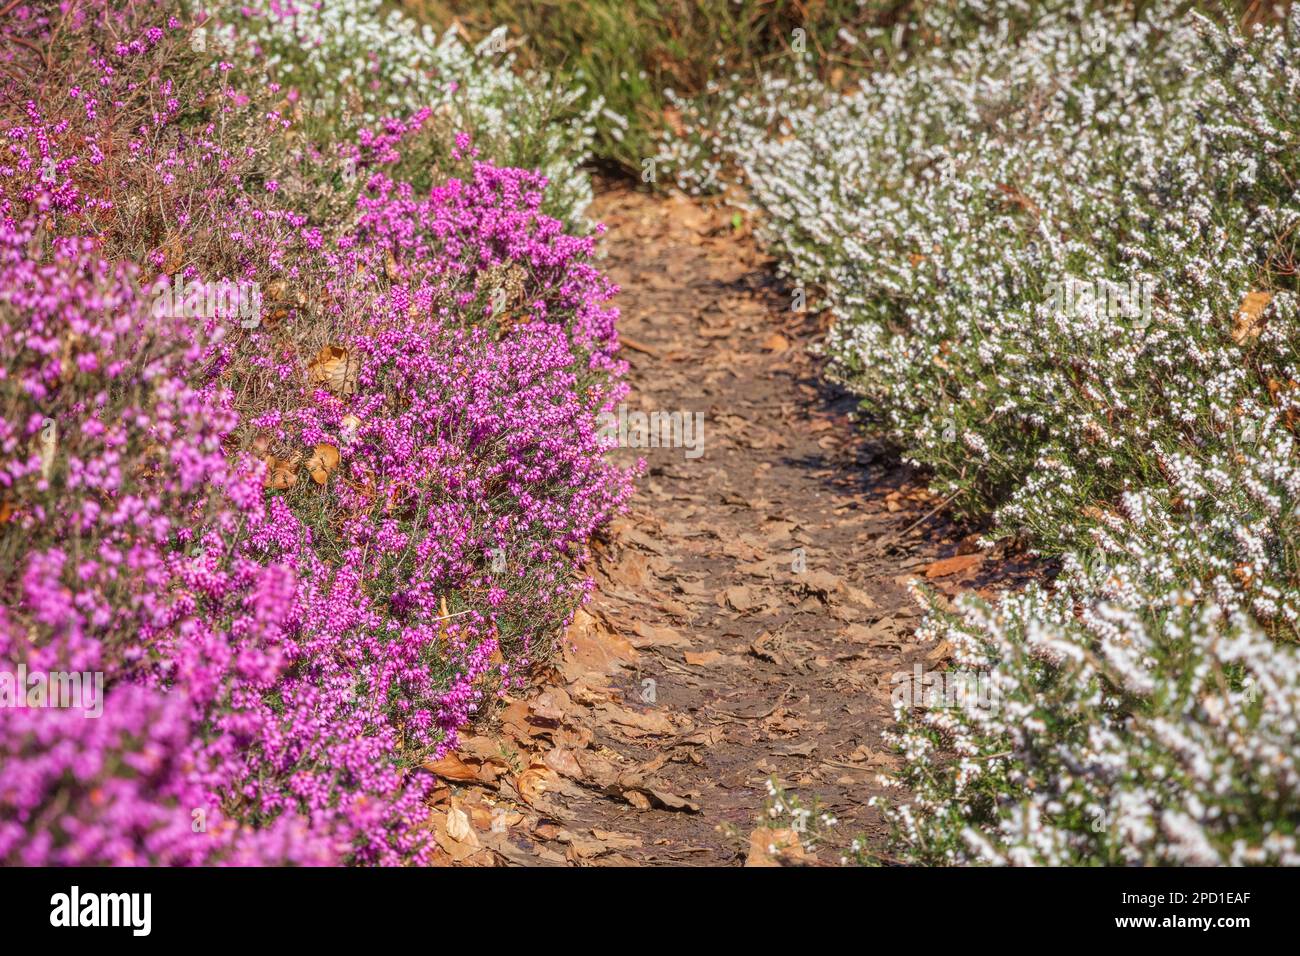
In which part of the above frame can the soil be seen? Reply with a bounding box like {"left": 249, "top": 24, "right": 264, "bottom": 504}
{"left": 424, "top": 183, "right": 1039, "bottom": 867}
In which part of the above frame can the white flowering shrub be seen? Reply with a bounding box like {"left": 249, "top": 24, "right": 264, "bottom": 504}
{"left": 746, "top": 1, "right": 1297, "bottom": 540}
{"left": 654, "top": 65, "right": 826, "bottom": 196}
{"left": 214, "top": 1, "right": 601, "bottom": 224}
{"left": 710, "top": 0, "right": 1300, "bottom": 863}
{"left": 886, "top": 559, "right": 1300, "bottom": 866}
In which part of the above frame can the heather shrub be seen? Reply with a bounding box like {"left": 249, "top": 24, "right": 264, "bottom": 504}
{"left": 225, "top": 161, "right": 634, "bottom": 754}
{"left": 743, "top": 1, "right": 1300, "bottom": 563}
{"left": 0, "top": 225, "right": 356, "bottom": 864}
{"left": 722, "top": 0, "right": 1300, "bottom": 863}
{"left": 1, "top": 1, "right": 632, "bottom": 864}
{"left": 207, "top": 0, "right": 601, "bottom": 227}
{"left": 881, "top": 561, "right": 1300, "bottom": 866}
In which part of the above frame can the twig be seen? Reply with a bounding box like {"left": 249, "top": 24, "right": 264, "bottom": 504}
{"left": 877, "top": 488, "right": 963, "bottom": 551}
{"left": 619, "top": 335, "right": 661, "bottom": 359}
{"left": 821, "top": 759, "right": 881, "bottom": 772}
{"left": 706, "top": 682, "right": 793, "bottom": 721}
{"left": 5, "top": 32, "right": 44, "bottom": 61}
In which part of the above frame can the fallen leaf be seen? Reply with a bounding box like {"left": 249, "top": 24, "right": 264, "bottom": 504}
{"left": 515, "top": 763, "right": 559, "bottom": 807}
{"left": 841, "top": 619, "right": 903, "bottom": 646}
{"left": 561, "top": 608, "right": 637, "bottom": 682}
{"left": 745, "top": 828, "right": 810, "bottom": 867}
{"left": 749, "top": 631, "right": 787, "bottom": 666}
{"left": 594, "top": 703, "right": 674, "bottom": 737}
{"left": 628, "top": 620, "right": 691, "bottom": 649}
{"left": 306, "top": 442, "right": 340, "bottom": 485}
{"left": 262, "top": 454, "right": 299, "bottom": 491}
{"left": 590, "top": 828, "right": 642, "bottom": 849}
{"left": 620, "top": 785, "right": 700, "bottom": 813}
{"left": 773, "top": 740, "right": 817, "bottom": 757}
{"left": 446, "top": 804, "right": 473, "bottom": 842}
{"left": 1231, "top": 290, "right": 1272, "bottom": 345}
{"left": 799, "top": 570, "right": 845, "bottom": 600}
{"left": 924, "top": 553, "right": 984, "bottom": 579}
{"left": 684, "top": 650, "right": 723, "bottom": 666}
{"left": 721, "top": 585, "right": 758, "bottom": 612}
{"left": 543, "top": 747, "right": 584, "bottom": 780}
{"left": 431, "top": 806, "right": 480, "bottom": 861}
{"left": 307, "top": 344, "right": 359, "bottom": 396}
{"left": 423, "top": 752, "right": 481, "bottom": 783}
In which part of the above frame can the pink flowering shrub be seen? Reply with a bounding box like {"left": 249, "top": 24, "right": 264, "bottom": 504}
{"left": 226, "top": 161, "right": 632, "bottom": 752}
{"left": 0, "top": 221, "right": 444, "bottom": 864}
{"left": 1, "top": 3, "right": 633, "bottom": 864}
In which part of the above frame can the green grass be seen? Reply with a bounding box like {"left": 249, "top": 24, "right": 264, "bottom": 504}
{"left": 404, "top": 0, "right": 912, "bottom": 171}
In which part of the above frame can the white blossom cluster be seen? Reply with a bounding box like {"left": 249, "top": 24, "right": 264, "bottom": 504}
{"left": 699, "top": 0, "right": 1300, "bottom": 863}
{"left": 216, "top": 0, "right": 602, "bottom": 222}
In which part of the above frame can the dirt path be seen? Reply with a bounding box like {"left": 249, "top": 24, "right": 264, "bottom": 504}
{"left": 427, "top": 185, "right": 1031, "bottom": 866}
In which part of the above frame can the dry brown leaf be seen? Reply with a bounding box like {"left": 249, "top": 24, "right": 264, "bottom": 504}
{"left": 306, "top": 442, "right": 340, "bottom": 485}
{"left": 573, "top": 750, "right": 621, "bottom": 788}
{"left": 560, "top": 607, "right": 637, "bottom": 682}
{"left": 749, "top": 631, "right": 787, "bottom": 665}
{"left": 445, "top": 804, "right": 473, "bottom": 843}
{"left": 423, "top": 752, "right": 482, "bottom": 784}
{"left": 1231, "top": 291, "right": 1272, "bottom": 345}
{"left": 799, "top": 570, "right": 844, "bottom": 600}
{"left": 745, "top": 828, "right": 810, "bottom": 866}
{"left": 628, "top": 620, "right": 691, "bottom": 649}
{"left": 307, "top": 344, "right": 358, "bottom": 396}
{"left": 529, "top": 688, "right": 570, "bottom": 722}
{"left": 516, "top": 763, "right": 559, "bottom": 807}
{"left": 262, "top": 454, "right": 299, "bottom": 491}
{"left": 619, "top": 785, "right": 700, "bottom": 813}
{"left": 470, "top": 805, "right": 523, "bottom": 832}
{"left": 431, "top": 806, "right": 480, "bottom": 862}
{"left": 590, "top": 828, "right": 642, "bottom": 849}
{"left": 721, "top": 584, "right": 757, "bottom": 612}
{"left": 594, "top": 703, "right": 674, "bottom": 737}
{"left": 684, "top": 650, "right": 723, "bottom": 666}
{"left": 924, "top": 553, "right": 984, "bottom": 579}
{"left": 542, "top": 747, "right": 584, "bottom": 780}
{"left": 606, "top": 551, "right": 650, "bottom": 589}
